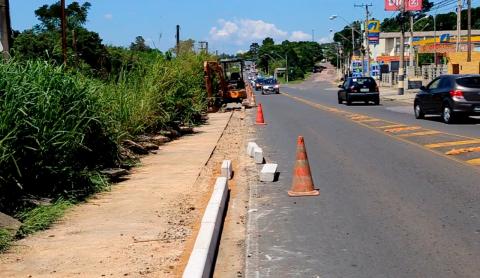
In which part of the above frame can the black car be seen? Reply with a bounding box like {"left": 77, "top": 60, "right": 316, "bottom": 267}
{"left": 254, "top": 77, "right": 265, "bottom": 91}
{"left": 338, "top": 77, "right": 380, "bottom": 105}
{"left": 261, "top": 78, "right": 280, "bottom": 94}
{"left": 414, "top": 75, "right": 480, "bottom": 124}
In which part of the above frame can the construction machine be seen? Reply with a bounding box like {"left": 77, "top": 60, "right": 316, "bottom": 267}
{"left": 204, "top": 58, "right": 248, "bottom": 108}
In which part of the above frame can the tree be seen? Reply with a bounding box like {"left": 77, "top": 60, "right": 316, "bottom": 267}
{"left": 249, "top": 42, "right": 260, "bottom": 58}
{"left": 34, "top": 1, "right": 91, "bottom": 31}
{"left": 170, "top": 39, "right": 195, "bottom": 56}
{"left": 380, "top": 0, "right": 433, "bottom": 32}
{"left": 12, "top": 1, "right": 109, "bottom": 77}
{"left": 130, "top": 36, "right": 151, "bottom": 52}
{"left": 262, "top": 37, "right": 274, "bottom": 47}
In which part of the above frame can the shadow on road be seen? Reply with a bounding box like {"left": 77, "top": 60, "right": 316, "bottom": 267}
{"left": 420, "top": 116, "right": 480, "bottom": 125}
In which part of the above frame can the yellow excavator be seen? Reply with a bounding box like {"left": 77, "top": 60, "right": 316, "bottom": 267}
{"left": 204, "top": 58, "right": 247, "bottom": 108}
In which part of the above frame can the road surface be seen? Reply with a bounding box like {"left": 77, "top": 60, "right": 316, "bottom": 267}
{"left": 246, "top": 79, "right": 480, "bottom": 278}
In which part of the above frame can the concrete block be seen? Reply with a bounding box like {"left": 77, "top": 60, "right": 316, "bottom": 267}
{"left": 260, "top": 163, "right": 278, "bottom": 182}
{"left": 247, "top": 142, "right": 258, "bottom": 157}
{"left": 253, "top": 147, "right": 264, "bottom": 164}
{"left": 221, "top": 160, "right": 232, "bottom": 179}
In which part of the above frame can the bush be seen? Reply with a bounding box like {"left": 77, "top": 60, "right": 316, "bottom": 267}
{"left": 0, "top": 61, "right": 117, "bottom": 212}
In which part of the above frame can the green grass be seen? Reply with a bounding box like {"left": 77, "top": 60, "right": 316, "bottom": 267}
{"left": 278, "top": 72, "right": 313, "bottom": 84}
{"left": 0, "top": 228, "right": 13, "bottom": 252}
{"left": 16, "top": 200, "right": 72, "bottom": 237}
{"left": 0, "top": 53, "right": 210, "bottom": 214}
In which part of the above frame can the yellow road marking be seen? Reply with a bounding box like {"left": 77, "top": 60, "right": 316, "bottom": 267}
{"left": 466, "top": 158, "right": 480, "bottom": 165}
{"left": 445, "top": 146, "right": 480, "bottom": 155}
{"left": 281, "top": 92, "right": 480, "bottom": 171}
{"left": 377, "top": 124, "right": 405, "bottom": 129}
{"left": 384, "top": 126, "right": 422, "bottom": 133}
{"left": 425, "top": 140, "right": 480, "bottom": 149}
{"left": 357, "top": 118, "right": 382, "bottom": 123}
{"left": 398, "top": 130, "right": 441, "bottom": 138}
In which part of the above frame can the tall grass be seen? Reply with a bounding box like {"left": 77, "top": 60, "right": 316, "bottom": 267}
{"left": 0, "top": 61, "right": 117, "bottom": 212}
{"left": 99, "top": 52, "right": 208, "bottom": 136}
{"left": 0, "top": 52, "right": 209, "bottom": 213}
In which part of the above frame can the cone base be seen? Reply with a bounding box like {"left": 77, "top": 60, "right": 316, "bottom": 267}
{"left": 287, "top": 189, "right": 319, "bottom": 197}
{"left": 256, "top": 122, "right": 267, "bottom": 125}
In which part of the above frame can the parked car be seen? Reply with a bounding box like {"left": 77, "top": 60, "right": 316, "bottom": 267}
{"left": 338, "top": 77, "right": 380, "bottom": 105}
{"left": 414, "top": 75, "right": 480, "bottom": 124}
{"left": 254, "top": 77, "right": 265, "bottom": 91}
{"left": 261, "top": 78, "right": 280, "bottom": 94}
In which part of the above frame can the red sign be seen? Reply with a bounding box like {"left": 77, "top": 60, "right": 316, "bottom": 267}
{"left": 385, "top": 0, "right": 422, "bottom": 11}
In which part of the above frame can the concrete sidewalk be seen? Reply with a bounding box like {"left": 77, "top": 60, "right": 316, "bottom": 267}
{"left": 0, "top": 112, "right": 232, "bottom": 277}
{"left": 380, "top": 86, "right": 417, "bottom": 104}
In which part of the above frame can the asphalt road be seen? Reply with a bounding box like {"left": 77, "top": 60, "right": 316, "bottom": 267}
{"left": 245, "top": 80, "right": 480, "bottom": 278}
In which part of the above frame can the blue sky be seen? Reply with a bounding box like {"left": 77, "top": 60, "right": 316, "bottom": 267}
{"left": 8, "top": 0, "right": 466, "bottom": 54}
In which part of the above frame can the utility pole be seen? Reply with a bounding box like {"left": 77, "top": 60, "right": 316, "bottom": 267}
{"left": 467, "top": 0, "right": 472, "bottom": 62}
{"left": 0, "top": 0, "right": 12, "bottom": 59}
{"left": 409, "top": 14, "right": 414, "bottom": 75}
{"left": 398, "top": 0, "right": 406, "bottom": 95}
{"left": 176, "top": 25, "right": 180, "bottom": 56}
{"left": 198, "top": 41, "right": 209, "bottom": 54}
{"left": 355, "top": 3, "right": 372, "bottom": 77}
{"left": 61, "top": 0, "right": 67, "bottom": 66}
{"left": 456, "top": 0, "right": 462, "bottom": 52}
{"left": 434, "top": 13, "right": 438, "bottom": 66}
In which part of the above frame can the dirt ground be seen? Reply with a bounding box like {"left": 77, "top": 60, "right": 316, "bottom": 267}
{"left": 211, "top": 109, "right": 256, "bottom": 278}
{"left": 0, "top": 112, "right": 234, "bottom": 277}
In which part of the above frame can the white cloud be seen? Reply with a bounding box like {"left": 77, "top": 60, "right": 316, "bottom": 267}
{"left": 318, "top": 36, "right": 332, "bottom": 44}
{"left": 289, "top": 31, "right": 310, "bottom": 41}
{"left": 210, "top": 18, "right": 289, "bottom": 45}
{"left": 236, "top": 49, "right": 246, "bottom": 54}
{"left": 104, "top": 13, "right": 113, "bottom": 20}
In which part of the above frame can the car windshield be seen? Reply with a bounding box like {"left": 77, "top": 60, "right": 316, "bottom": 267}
{"left": 456, "top": 77, "right": 480, "bottom": 88}
{"left": 351, "top": 78, "right": 375, "bottom": 86}
{"left": 264, "top": 79, "right": 277, "bottom": 85}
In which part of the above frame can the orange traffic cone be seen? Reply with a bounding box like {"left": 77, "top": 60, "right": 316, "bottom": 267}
{"left": 256, "top": 103, "right": 266, "bottom": 125}
{"left": 288, "top": 136, "right": 319, "bottom": 197}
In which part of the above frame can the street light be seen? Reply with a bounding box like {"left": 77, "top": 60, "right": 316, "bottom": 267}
{"left": 329, "top": 15, "right": 359, "bottom": 56}
{"left": 330, "top": 30, "right": 351, "bottom": 75}
{"left": 409, "top": 15, "right": 429, "bottom": 72}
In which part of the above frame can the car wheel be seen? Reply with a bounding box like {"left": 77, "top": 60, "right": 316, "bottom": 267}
{"left": 442, "top": 104, "right": 455, "bottom": 124}
{"left": 338, "top": 94, "right": 342, "bottom": 104}
{"left": 346, "top": 95, "right": 352, "bottom": 106}
{"left": 414, "top": 103, "right": 424, "bottom": 119}
{"left": 374, "top": 98, "right": 380, "bottom": 105}
{"left": 261, "top": 90, "right": 265, "bottom": 95}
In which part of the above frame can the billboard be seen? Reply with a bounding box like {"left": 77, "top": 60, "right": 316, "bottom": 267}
{"left": 385, "top": 0, "right": 422, "bottom": 11}
{"left": 367, "top": 20, "right": 380, "bottom": 45}
{"left": 367, "top": 20, "right": 381, "bottom": 33}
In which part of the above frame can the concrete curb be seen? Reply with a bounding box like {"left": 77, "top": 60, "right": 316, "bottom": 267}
{"left": 221, "top": 160, "right": 233, "bottom": 179}
{"left": 183, "top": 177, "right": 229, "bottom": 278}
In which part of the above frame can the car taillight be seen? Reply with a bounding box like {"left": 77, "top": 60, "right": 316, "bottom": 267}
{"left": 350, "top": 86, "right": 357, "bottom": 93}
{"left": 375, "top": 85, "right": 379, "bottom": 92}
{"left": 450, "top": 90, "right": 464, "bottom": 99}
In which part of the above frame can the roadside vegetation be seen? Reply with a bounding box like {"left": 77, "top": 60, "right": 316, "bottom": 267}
{"left": 239, "top": 38, "right": 324, "bottom": 82}
{"left": 0, "top": 1, "right": 210, "bottom": 251}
